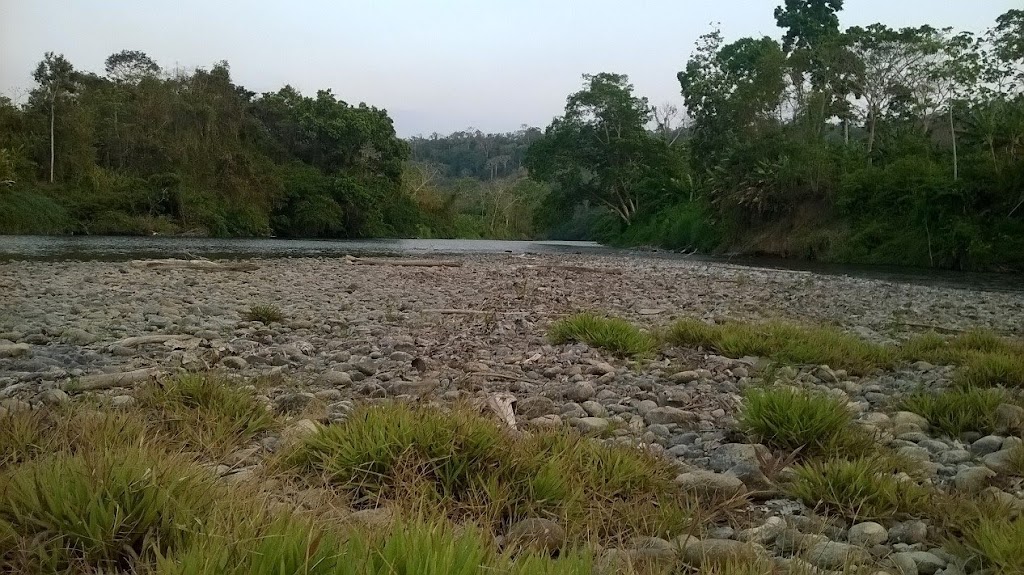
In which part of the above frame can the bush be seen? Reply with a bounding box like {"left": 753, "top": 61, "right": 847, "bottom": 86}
{"left": 787, "top": 456, "right": 931, "bottom": 521}
{"left": 245, "top": 303, "right": 284, "bottom": 325}
{"left": 739, "top": 386, "right": 860, "bottom": 456}
{"left": 0, "top": 448, "right": 214, "bottom": 571}
{"left": 899, "top": 387, "right": 1006, "bottom": 436}
{"left": 137, "top": 375, "right": 277, "bottom": 456}
{"left": 667, "top": 318, "right": 892, "bottom": 374}
{"left": 286, "top": 402, "right": 700, "bottom": 544}
{"left": 548, "top": 313, "right": 658, "bottom": 358}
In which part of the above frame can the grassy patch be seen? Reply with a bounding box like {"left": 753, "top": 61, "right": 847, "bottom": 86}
{"left": 0, "top": 448, "right": 215, "bottom": 572}
{"left": 286, "top": 402, "right": 705, "bottom": 544}
{"left": 739, "top": 386, "right": 870, "bottom": 457}
{"left": 899, "top": 387, "right": 1006, "bottom": 436}
{"left": 787, "top": 456, "right": 931, "bottom": 521}
{"left": 666, "top": 318, "right": 892, "bottom": 374}
{"left": 137, "top": 374, "right": 277, "bottom": 457}
{"left": 244, "top": 303, "right": 284, "bottom": 325}
{"left": 549, "top": 313, "right": 658, "bottom": 358}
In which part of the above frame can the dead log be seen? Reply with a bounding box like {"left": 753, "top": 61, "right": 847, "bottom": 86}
{"left": 65, "top": 367, "right": 161, "bottom": 392}
{"left": 109, "top": 334, "right": 191, "bottom": 348}
{"left": 128, "top": 259, "right": 259, "bottom": 272}
{"left": 344, "top": 255, "right": 462, "bottom": 267}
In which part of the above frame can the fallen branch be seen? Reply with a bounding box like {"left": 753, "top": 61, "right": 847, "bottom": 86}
{"left": 64, "top": 367, "right": 161, "bottom": 392}
{"left": 521, "top": 264, "right": 623, "bottom": 275}
{"left": 129, "top": 259, "right": 259, "bottom": 272}
{"left": 344, "top": 255, "right": 462, "bottom": 267}
{"left": 110, "top": 334, "right": 191, "bottom": 348}
{"left": 420, "top": 309, "right": 530, "bottom": 315}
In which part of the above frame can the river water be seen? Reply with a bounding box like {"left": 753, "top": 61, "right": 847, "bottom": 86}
{"left": 1, "top": 235, "right": 1021, "bottom": 293}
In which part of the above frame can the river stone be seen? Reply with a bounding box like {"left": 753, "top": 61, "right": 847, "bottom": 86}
{"left": 995, "top": 403, "right": 1024, "bottom": 434}
{"left": 581, "top": 400, "right": 608, "bottom": 417}
{"left": 709, "top": 443, "right": 762, "bottom": 472}
{"left": 62, "top": 328, "right": 99, "bottom": 345}
{"left": 938, "top": 449, "right": 971, "bottom": 465}
{"left": 953, "top": 466, "right": 996, "bottom": 493}
{"left": 514, "top": 396, "right": 554, "bottom": 419}
{"left": 319, "top": 370, "right": 353, "bottom": 386}
{"left": 892, "top": 411, "right": 930, "bottom": 432}
{"left": 907, "top": 551, "right": 945, "bottom": 575}
{"left": 528, "top": 414, "right": 562, "bottom": 428}
{"left": 848, "top": 522, "right": 888, "bottom": 547}
{"left": 674, "top": 470, "right": 746, "bottom": 499}
{"left": 888, "top": 521, "right": 928, "bottom": 544}
{"left": 39, "top": 388, "right": 70, "bottom": 405}
{"left": 0, "top": 344, "right": 31, "bottom": 358}
{"left": 275, "top": 392, "right": 315, "bottom": 414}
{"left": 644, "top": 406, "right": 697, "bottom": 426}
{"left": 972, "top": 435, "right": 1005, "bottom": 456}
{"left": 111, "top": 395, "right": 136, "bottom": 408}
{"left": 805, "top": 541, "right": 872, "bottom": 570}
{"left": 672, "top": 370, "right": 700, "bottom": 383}
{"left": 676, "top": 537, "right": 760, "bottom": 567}
{"left": 889, "top": 552, "right": 919, "bottom": 575}
{"left": 576, "top": 417, "right": 609, "bottom": 434}
{"left": 982, "top": 449, "right": 1017, "bottom": 474}
{"left": 566, "top": 382, "right": 595, "bottom": 402}
{"left": 507, "top": 518, "right": 565, "bottom": 553}
{"left": 775, "top": 529, "right": 828, "bottom": 554}
{"left": 221, "top": 356, "right": 248, "bottom": 370}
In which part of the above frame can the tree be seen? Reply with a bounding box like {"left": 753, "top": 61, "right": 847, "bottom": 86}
{"left": 527, "top": 73, "right": 677, "bottom": 225}
{"left": 32, "top": 52, "right": 75, "bottom": 183}
{"left": 846, "top": 25, "right": 945, "bottom": 156}
{"left": 104, "top": 50, "right": 161, "bottom": 84}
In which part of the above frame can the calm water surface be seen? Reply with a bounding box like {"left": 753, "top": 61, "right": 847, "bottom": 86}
{"left": 1, "top": 235, "right": 1021, "bottom": 293}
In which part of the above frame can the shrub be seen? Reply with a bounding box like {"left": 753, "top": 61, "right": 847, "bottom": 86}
{"left": 548, "top": 313, "right": 658, "bottom": 358}
{"left": 137, "top": 375, "right": 277, "bottom": 456}
{"left": 0, "top": 448, "right": 214, "bottom": 571}
{"left": 286, "top": 402, "right": 700, "bottom": 544}
{"left": 788, "top": 456, "right": 931, "bottom": 521}
{"left": 739, "top": 386, "right": 861, "bottom": 456}
{"left": 899, "top": 387, "right": 1006, "bottom": 436}
{"left": 666, "top": 319, "right": 891, "bottom": 374}
{"left": 245, "top": 304, "right": 284, "bottom": 325}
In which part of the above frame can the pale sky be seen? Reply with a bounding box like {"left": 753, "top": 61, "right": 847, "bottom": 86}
{"left": 0, "top": 1, "right": 1016, "bottom": 136}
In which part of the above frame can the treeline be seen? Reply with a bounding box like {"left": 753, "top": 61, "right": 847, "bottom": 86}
{"left": 0, "top": 52, "right": 424, "bottom": 238}
{"left": 527, "top": 3, "right": 1024, "bottom": 270}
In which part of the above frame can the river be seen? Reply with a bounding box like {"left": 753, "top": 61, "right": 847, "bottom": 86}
{"left": 1, "top": 235, "right": 1021, "bottom": 293}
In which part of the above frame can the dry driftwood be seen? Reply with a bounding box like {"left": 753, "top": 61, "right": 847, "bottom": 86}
{"left": 65, "top": 367, "right": 161, "bottom": 392}
{"left": 521, "top": 264, "right": 623, "bottom": 275}
{"left": 344, "top": 255, "right": 463, "bottom": 267}
{"left": 110, "top": 334, "right": 191, "bottom": 348}
{"left": 420, "top": 309, "right": 529, "bottom": 316}
{"left": 128, "top": 259, "right": 259, "bottom": 272}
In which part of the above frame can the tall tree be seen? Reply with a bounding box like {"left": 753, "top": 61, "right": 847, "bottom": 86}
{"left": 32, "top": 52, "right": 75, "bottom": 183}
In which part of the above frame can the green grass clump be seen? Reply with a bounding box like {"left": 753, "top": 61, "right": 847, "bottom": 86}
{"left": 739, "top": 386, "right": 866, "bottom": 456}
{"left": 899, "top": 387, "right": 1007, "bottom": 436}
{"left": 0, "top": 448, "right": 215, "bottom": 572}
{"left": 666, "top": 318, "right": 892, "bottom": 374}
{"left": 962, "top": 516, "right": 1024, "bottom": 574}
{"left": 287, "top": 402, "right": 702, "bottom": 544}
{"left": 549, "top": 313, "right": 658, "bottom": 358}
{"left": 787, "top": 456, "right": 931, "bottom": 521}
{"left": 137, "top": 374, "right": 277, "bottom": 457}
{"left": 244, "top": 303, "right": 284, "bottom": 325}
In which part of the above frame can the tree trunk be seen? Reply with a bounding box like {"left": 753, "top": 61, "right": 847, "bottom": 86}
{"left": 48, "top": 91, "right": 55, "bottom": 183}
{"left": 950, "top": 107, "right": 958, "bottom": 180}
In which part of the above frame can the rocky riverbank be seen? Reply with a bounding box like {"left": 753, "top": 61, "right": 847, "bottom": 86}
{"left": 2, "top": 254, "right": 1024, "bottom": 573}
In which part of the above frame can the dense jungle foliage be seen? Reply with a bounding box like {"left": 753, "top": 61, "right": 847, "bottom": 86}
{"left": 1, "top": 2, "right": 1022, "bottom": 269}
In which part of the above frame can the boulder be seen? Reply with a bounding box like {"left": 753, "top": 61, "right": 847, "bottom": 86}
{"left": 507, "top": 518, "right": 565, "bottom": 554}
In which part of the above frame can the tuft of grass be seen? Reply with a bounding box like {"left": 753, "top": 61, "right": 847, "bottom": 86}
{"left": 137, "top": 374, "right": 277, "bottom": 457}
{"left": 549, "top": 313, "right": 658, "bottom": 358}
{"left": 666, "top": 318, "right": 892, "bottom": 374}
{"left": 0, "top": 448, "right": 215, "bottom": 572}
{"left": 899, "top": 387, "right": 1006, "bottom": 436}
{"left": 244, "top": 303, "right": 284, "bottom": 325}
{"left": 787, "top": 456, "right": 932, "bottom": 521}
{"left": 739, "top": 386, "right": 868, "bottom": 456}
{"left": 956, "top": 353, "right": 1024, "bottom": 388}
{"left": 286, "top": 402, "right": 703, "bottom": 545}
{"left": 902, "top": 329, "right": 1024, "bottom": 388}
{"left": 961, "top": 516, "right": 1024, "bottom": 574}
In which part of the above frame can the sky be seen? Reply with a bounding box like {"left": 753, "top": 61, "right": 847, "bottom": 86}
{"left": 0, "top": 0, "right": 1017, "bottom": 137}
